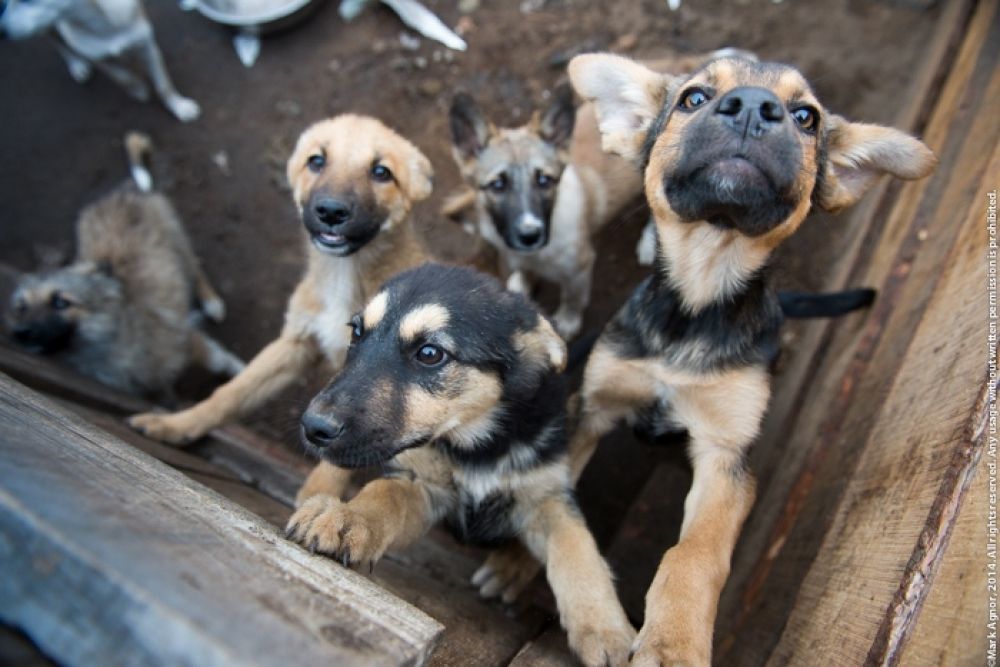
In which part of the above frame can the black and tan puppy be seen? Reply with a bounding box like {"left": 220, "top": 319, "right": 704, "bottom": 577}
{"left": 286, "top": 263, "right": 635, "bottom": 666}
{"left": 6, "top": 132, "right": 241, "bottom": 398}
{"left": 549, "top": 54, "right": 936, "bottom": 665}
{"left": 129, "top": 114, "right": 433, "bottom": 503}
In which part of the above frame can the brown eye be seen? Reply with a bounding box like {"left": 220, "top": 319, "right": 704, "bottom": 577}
{"left": 535, "top": 171, "right": 555, "bottom": 188}
{"left": 792, "top": 106, "right": 818, "bottom": 132}
{"left": 307, "top": 154, "right": 325, "bottom": 173}
{"left": 50, "top": 293, "right": 70, "bottom": 310}
{"left": 485, "top": 173, "right": 507, "bottom": 193}
{"left": 415, "top": 344, "right": 446, "bottom": 367}
{"left": 679, "top": 88, "right": 711, "bottom": 110}
{"left": 371, "top": 163, "right": 393, "bottom": 182}
{"left": 348, "top": 318, "right": 363, "bottom": 344}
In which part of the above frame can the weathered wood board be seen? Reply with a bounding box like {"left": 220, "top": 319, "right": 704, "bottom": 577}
{"left": 0, "top": 373, "right": 442, "bottom": 667}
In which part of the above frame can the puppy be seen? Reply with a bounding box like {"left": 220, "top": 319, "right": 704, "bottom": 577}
{"left": 6, "top": 132, "right": 242, "bottom": 398}
{"left": 549, "top": 54, "right": 936, "bottom": 665}
{"left": 129, "top": 114, "right": 433, "bottom": 501}
{"left": 285, "top": 263, "right": 635, "bottom": 666}
{"left": 447, "top": 49, "right": 755, "bottom": 339}
{"left": 0, "top": 0, "right": 200, "bottom": 122}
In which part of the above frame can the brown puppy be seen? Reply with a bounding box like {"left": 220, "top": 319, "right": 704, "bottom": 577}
{"left": 560, "top": 54, "right": 937, "bottom": 665}
{"left": 7, "top": 132, "right": 240, "bottom": 398}
{"left": 129, "top": 115, "right": 433, "bottom": 502}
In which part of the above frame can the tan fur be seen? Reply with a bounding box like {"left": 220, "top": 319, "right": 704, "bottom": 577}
{"left": 398, "top": 303, "right": 450, "bottom": 342}
{"left": 362, "top": 290, "right": 389, "bottom": 330}
{"left": 404, "top": 367, "right": 503, "bottom": 447}
{"left": 128, "top": 116, "right": 432, "bottom": 467}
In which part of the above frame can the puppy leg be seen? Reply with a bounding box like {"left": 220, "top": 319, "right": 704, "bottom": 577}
{"left": 295, "top": 461, "right": 353, "bottom": 506}
{"left": 472, "top": 541, "right": 541, "bottom": 603}
{"left": 522, "top": 496, "right": 635, "bottom": 667}
{"left": 92, "top": 59, "right": 150, "bottom": 102}
{"left": 133, "top": 35, "right": 200, "bottom": 122}
{"left": 192, "top": 267, "right": 226, "bottom": 323}
{"left": 286, "top": 477, "right": 434, "bottom": 568}
{"left": 51, "top": 38, "right": 91, "bottom": 83}
{"left": 630, "top": 446, "right": 754, "bottom": 667}
{"left": 188, "top": 331, "right": 244, "bottom": 377}
{"left": 552, "top": 253, "right": 594, "bottom": 339}
{"left": 128, "top": 334, "right": 317, "bottom": 444}
{"left": 506, "top": 270, "right": 531, "bottom": 295}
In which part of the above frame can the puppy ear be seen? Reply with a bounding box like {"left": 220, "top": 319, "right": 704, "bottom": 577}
{"left": 816, "top": 115, "right": 937, "bottom": 212}
{"left": 568, "top": 53, "right": 676, "bottom": 163}
{"left": 450, "top": 92, "right": 492, "bottom": 161}
{"left": 399, "top": 141, "right": 435, "bottom": 202}
{"left": 539, "top": 83, "right": 576, "bottom": 150}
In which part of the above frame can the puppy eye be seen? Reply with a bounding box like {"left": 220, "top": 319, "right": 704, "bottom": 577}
{"left": 415, "top": 344, "right": 447, "bottom": 367}
{"left": 371, "top": 163, "right": 393, "bottom": 183}
{"left": 535, "top": 171, "right": 555, "bottom": 189}
{"left": 678, "top": 87, "right": 711, "bottom": 110}
{"left": 307, "top": 154, "right": 326, "bottom": 173}
{"left": 485, "top": 173, "right": 508, "bottom": 193}
{"left": 791, "top": 106, "right": 819, "bottom": 132}
{"left": 50, "top": 293, "right": 70, "bottom": 310}
{"left": 347, "top": 318, "right": 363, "bottom": 344}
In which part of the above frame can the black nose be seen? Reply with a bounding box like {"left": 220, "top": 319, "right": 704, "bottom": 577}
{"left": 715, "top": 86, "right": 785, "bottom": 137}
{"left": 313, "top": 198, "right": 352, "bottom": 225}
{"left": 301, "top": 411, "right": 346, "bottom": 448}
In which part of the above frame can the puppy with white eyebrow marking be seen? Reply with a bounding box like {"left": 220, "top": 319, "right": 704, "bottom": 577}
{"left": 286, "top": 263, "right": 635, "bottom": 667}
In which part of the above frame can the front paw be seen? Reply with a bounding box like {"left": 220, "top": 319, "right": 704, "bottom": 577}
{"left": 127, "top": 410, "right": 205, "bottom": 445}
{"left": 568, "top": 619, "right": 635, "bottom": 667}
{"left": 166, "top": 95, "right": 201, "bottom": 122}
{"left": 472, "top": 543, "right": 542, "bottom": 603}
{"left": 628, "top": 626, "right": 709, "bottom": 667}
{"left": 285, "top": 495, "right": 386, "bottom": 567}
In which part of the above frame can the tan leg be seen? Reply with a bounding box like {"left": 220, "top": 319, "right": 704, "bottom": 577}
{"left": 286, "top": 477, "right": 434, "bottom": 567}
{"left": 630, "top": 446, "right": 755, "bottom": 667}
{"left": 521, "top": 496, "right": 635, "bottom": 667}
{"left": 128, "top": 334, "right": 318, "bottom": 444}
{"left": 295, "top": 461, "right": 354, "bottom": 506}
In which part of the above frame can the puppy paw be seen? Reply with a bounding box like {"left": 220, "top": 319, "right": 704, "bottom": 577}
{"left": 127, "top": 410, "right": 205, "bottom": 445}
{"left": 472, "top": 544, "right": 541, "bottom": 603}
{"left": 628, "top": 631, "right": 709, "bottom": 667}
{"left": 67, "top": 58, "right": 93, "bottom": 83}
{"left": 286, "top": 495, "right": 386, "bottom": 567}
{"left": 167, "top": 96, "right": 201, "bottom": 123}
{"left": 200, "top": 297, "right": 226, "bottom": 323}
{"left": 567, "top": 621, "right": 634, "bottom": 667}
{"left": 506, "top": 271, "right": 529, "bottom": 294}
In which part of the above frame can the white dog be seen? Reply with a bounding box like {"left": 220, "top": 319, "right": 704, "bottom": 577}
{"left": 1, "top": 0, "right": 200, "bottom": 122}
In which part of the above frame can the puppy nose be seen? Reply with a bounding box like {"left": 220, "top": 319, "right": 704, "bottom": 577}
{"left": 518, "top": 228, "right": 542, "bottom": 246}
{"left": 313, "top": 198, "right": 352, "bottom": 225}
{"left": 301, "top": 411, "right": 346, "bottom": 448}
{"left": 716, "top": 86, "right": 785, "bottom": 136}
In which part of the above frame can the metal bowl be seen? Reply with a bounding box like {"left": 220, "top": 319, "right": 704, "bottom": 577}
{"left": 190, "top": 0, "right": 323, "bottom": 33}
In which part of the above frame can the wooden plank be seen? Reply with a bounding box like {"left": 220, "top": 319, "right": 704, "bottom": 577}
{"left": 717, "top": 3, "right": 999, "bottom": 660}
{"left": 0, "top": 373, "right": 442, "bottom": 667}
{"left": 721, "top": 0, "right": 978, "bottom": 634}
{"left": 507, "top": 626, "right": 575, "bottom": 667}
{"left": 763, "top": 114, "right": 995, "bottom": 664}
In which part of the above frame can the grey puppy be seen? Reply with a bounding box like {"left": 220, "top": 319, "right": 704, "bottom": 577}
{"left": 6, "top": 132, "right": 243, "bottom": 398}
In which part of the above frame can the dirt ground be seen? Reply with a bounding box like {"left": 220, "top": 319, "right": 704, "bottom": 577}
{"left": 0, "top": 0, "right": 941, "bottom": 546}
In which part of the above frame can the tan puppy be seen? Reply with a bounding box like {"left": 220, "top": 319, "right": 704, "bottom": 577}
{"left": 7, "top": 132, "right": 240, "bottom": 398}
{"left": 129, "top": 115, "right": 433, "bottom": 501}
{"left": 560, "top": 54, "right": 937, "bottom": 665}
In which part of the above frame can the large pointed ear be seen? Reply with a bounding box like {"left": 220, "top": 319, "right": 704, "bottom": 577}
{"left": 816, "top": 115, "right": 937, "bottom": 212}
{"left": 538, "top": 83, "right": 576, "bottom": 150}
{"left": 449, "top": 92, "right": 492, "bottom": 161}
{"left": 568, "top": 53, "right": 676, "bottom": 163}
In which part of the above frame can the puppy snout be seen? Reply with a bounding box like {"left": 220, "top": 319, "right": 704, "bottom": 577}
{"left": 11, "top": 326, "right": 31, "bottom": 343}
{"left": 716, "top": 86, "right": 785, "bottom": 136}
{"left": 512, "top": 215, "right": 546, "bottom": 249}
{"left": 301, "top": 411, "right": 346, "bottom": 448}
{"left": 313, "top": 198, "right": 352, "bottom": 226}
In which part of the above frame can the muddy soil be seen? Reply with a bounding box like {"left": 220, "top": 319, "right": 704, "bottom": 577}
{"left": 0, "top": 0, "right": 941, "bottom": 544}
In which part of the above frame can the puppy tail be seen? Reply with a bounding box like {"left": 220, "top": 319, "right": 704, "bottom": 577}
{"left": 125, "top": 131, "right": 154, "bottom": 193}
{"left": 778, "top": 288, "right": 876, "bottom": 319}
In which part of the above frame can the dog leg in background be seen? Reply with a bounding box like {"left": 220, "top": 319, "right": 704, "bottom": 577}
{"left": 50, "top": 37, "right": 92, "bottom": 83}
{"left": 635, "top": 219, "right": 657, "bottom": 267}
{"left": 133, "top": 34, "right": 200, "bottom": 122}
{"left": 286, "top": 476, "right": 436, "bottom": 567}
{"left": 551, "top": 253, "right": 594, "bottom": 339}
{"left": 189, "top": 331, "right": 244, "bottom": 378}
{"left": 92, "top": 58, "right": 151, "bottom": 102}
{"left": 128, "top": 334, "right": 318, "bottom": 444}
{"left": 521, "top": 496, "right": 635, "bottom": 667}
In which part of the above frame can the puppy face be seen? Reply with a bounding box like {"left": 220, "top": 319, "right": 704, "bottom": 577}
{"left": 7, "top": 263, "right": 122, "bottom": 353}
{"left": 450, "top": 86, "right": 575, "bottom": 252}
{"left": 300, "top": 264, "right": 566, "bottom": 468}
{"left": 286, "top": 114, "right": 433, "bottom": 257}
{"left": 0, "top": 0, "right": 73, "bottom": 39}
{"left": 569, "top": 54, "right": 936, "bottom": 247}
